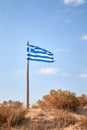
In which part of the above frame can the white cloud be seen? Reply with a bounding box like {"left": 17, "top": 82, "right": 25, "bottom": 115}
{"left": 71, "top": 11, "right": 77, "bottom": 15}
{"left": 38, "top": 67, "right": 59, "bottom": 75}
{"left": 80, "top": 10, "right": 84, "bottom": 13}
{"left": 37, "top": 67, "right": 69, "bottom": 77}
{"left": 82, "top": 35, "right": 87, "bottom": 40}
{"left": 64, "top": 0, "right": 86, "bottom": 5}
{"left": 62, "top": 73, "right": 69, "bottom": 76}
{"left": 55, "top": 49, "right": 63, "bottom": 52}
{"left": 65, "top": 19, "right": 71, "bottom": 23}
{"left": 64, "top": 8, "right": 70, "bottom": 13}
{"left": 55, "top": 48, "right": 70, "bottom": 52}
{"left": 15, "top": 69, "right": 25, "bottom": 77}
{"left": 78, "top": 74, "right": 87, "bottom": 78}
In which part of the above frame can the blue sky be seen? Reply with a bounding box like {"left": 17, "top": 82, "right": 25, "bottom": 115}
{"left": 0, "top": 0, "right": 87, "bottom": 106}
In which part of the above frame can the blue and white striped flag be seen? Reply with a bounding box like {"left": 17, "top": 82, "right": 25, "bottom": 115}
{"left": 27, "top": 43, "right": 55, "bottom": 63}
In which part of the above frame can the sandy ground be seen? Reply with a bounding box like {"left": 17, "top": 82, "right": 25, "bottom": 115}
{"left": 25, "top": 106, "right": 87, "bottom": 130}
{"left": 64, "top": 106, "right": 87, "bottom": 130}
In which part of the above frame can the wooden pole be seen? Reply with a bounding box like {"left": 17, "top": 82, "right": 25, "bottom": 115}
{"left": 26, "top": 41, "right": 29, "bottom": 109}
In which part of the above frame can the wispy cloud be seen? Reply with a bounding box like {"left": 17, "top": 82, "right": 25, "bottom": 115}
{"left": 64, "top": 8, "right": 70, "bottom": 13}
{"left": 80, "top": 10, "right": 84, "bottom": 13}
{"left": 71, "top": 11, "right": 77, "bottom": 15}
{"left": 78, "top": 73, "right": 87, "bottom": 78}
{"left": 55, "top": 48, "right": 70, "bottom": 52}
{"left": 38, "top": 67, "right": 59, "bottom": 75}
{"left": 82, "top": 35, "right": 87, "bottom": 40}
{"left": 37, "top": 67, "right": 69, "bottom": 77}
{"left": 15, "top": 69, "right": 25, "bottom": 77}
{"left": 65, "top": 19, "right": 71, "bottom": 23}
{"left": 62, "top": 73, "right": 69, "bottom": 77}
{"left": 64, "top": 0, "right": 86, "bottom": 5}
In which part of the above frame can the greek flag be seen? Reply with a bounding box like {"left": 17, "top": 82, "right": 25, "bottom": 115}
{"left": 27, "top": 43, "right": 54, "bottom": 63}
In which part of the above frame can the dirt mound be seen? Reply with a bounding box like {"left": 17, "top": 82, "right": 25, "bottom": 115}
{"left": 24, "top": 109, "right": 78, "bottom": 130}
{"left": 2, "top": 106, "right": 87, "bottom": 130}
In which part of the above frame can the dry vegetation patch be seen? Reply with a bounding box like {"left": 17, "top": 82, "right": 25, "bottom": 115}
{"left": 0, "top": 105, "right": 26, "bottom": 129}
{"left": 25, "top": 109, "right": 78, "bottom": 130}
{"left": 0, "top": 89, "right": 87, "bottom": 130}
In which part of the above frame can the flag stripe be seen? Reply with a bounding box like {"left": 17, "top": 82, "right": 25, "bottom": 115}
{"left": 27, "top": 45, "right": 53, "bottom": 56}
{"left": 31, "top": 49, "right": 53, "bottom": 55}
{"left": 27, "top": 44, "right": 53, "bottom": 55}
{"left": 27, "top": 58, "right": 54, "bottom": 63}
{"left": 27, "top": 44, "right": 54, "bottom": 63}
{"left": 27, "top": 54, "right": 54, "bottom": 59}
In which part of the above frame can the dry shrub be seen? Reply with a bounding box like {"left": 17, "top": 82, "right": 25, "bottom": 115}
{"left": 0, "top": 105, "right": 9, "bottom": 125}
{"left": 78, "top": 94, "right": 87, "bottom": 107}
{"left": 36, "top": 89, "right": 80, "bottom": 111}
{"left": 52, "top": 110, "right": 78, "bottom": 128}
{"left": 7, "top": 108, "right": 26, "bottom": 126}
{"left": 78, "top": 116, "right": 87, "bottom": 129}
{"left": 0, "top": 105, "right": 26, "bottom": 128}
{"left": 2, "top": 100, "right": 23, "bottom": 108}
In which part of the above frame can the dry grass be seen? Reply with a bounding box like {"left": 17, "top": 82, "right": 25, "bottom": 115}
{"left": 24, "top": 109, "right": 78, "bottom": 130}
{"left": 0, "top": 106, "right": 87, "bottom": 130}
{"left": 0, "top": 105, "right": 26, "bottom": 129}
{"left": 0, "top": 91, "right": 87, "bottom": 130}
{"left": 0, "top": 106, "right": 78, "bottom": 130}
{"left": 77, "top": 115, "right": 87, "bottom": 129}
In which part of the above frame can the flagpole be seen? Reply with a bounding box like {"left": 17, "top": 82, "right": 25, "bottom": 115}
{"left": 26, "top": 41, "right": 29, "bottom": 109}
